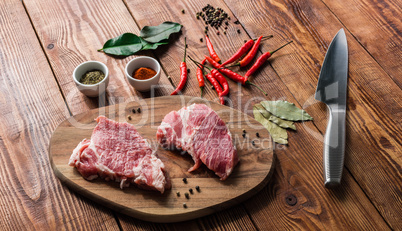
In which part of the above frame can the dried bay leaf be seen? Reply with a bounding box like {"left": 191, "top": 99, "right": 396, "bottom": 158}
{"left": 269, "top": 115, "right": 296, "bottom": 130}
{"left": 253, "top": 105, "right": 288, "bottom": 144}
{"left": 255, "top": 104, "right": 296, "bottom": 130}
{"left": 261, "top": 100, "right": 313, "bottom": 121}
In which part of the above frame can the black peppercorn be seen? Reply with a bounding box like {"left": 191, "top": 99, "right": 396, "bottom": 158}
{"left": 181, "top": 9, "right": 185, "bottom": 14}
{"left": 237, "top": 29, "right": 241, "bottom": 33}
{"left": 256, "top": 132, "right": 260, "bottom": 137}
{"left": 137, "top": 108, "right": 141, "bottom": 113}
{"left": 132, "top": 108, "right": 136, "bottom": 113}
{"left": 183, "top": 178, "right": 187, "bottom": 183}
{"left": 187, "top": 69, "right": 190, "bottom": 73}
{"left": 200, "top": 38, "right": 203, "bottom": 42}
{"left": 183, "top": 203, "right": 187, "bottom": 208}
{"left": 189, "top": 188, "right": 193, "bottom": 194}
{"left": 185, "top": 192, "right": 189, "bottom": 199}
{"left": 242, "top": 133, "right": 246, "bottom": 138}
{"left": 195, "top": 186, "right": 200, "bottom": 192}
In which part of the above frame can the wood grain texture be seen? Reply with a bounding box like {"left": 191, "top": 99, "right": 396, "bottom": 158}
{"left": 49, "top": 96, "right": 275, "bottom": 223}
{"left": 223, "top": 0, "right": 401, "bottom": 229}
{"left": 0, "top": 0, "right": 119, "bottom": 230}
{"left": 321, "top": 0, "right": 402, "bottom": 87}
{"left": 23, "top": 0, "right": 172, "bottom": 115}
{"left": 124, "top": 0, "right": 392, "bottom": 230}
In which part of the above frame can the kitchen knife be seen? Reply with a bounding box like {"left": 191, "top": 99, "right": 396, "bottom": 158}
{"left": 315, "top": 29, "right": 348, "bottom": 188}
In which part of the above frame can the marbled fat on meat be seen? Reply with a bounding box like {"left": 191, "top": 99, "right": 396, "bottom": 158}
{"left": 157, "top": 104, "right": 238, "bottom": 180}
{"left": 69, "top": 116, "right": 169, "bottom": 193}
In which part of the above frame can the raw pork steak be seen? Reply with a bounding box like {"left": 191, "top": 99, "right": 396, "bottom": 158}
{"left": 157, "top": 104, "right": 238, "bottom": 180}
{"left": 69, "top": 116, "right": 169, "bottom": 193}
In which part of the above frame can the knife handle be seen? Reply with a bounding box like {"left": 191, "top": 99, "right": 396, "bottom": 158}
{"left": 323, "top": 106, "right": 346, "bottom": 188}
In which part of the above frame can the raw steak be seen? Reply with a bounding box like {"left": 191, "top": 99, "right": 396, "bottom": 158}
{"left": 157, "top": 104, "right": 238, "bottom": 180}
{"left": 69, "top": 116, "right": 169, "bottom": 193}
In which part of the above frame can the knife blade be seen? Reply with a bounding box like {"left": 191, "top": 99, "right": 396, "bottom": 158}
{"left": 315, "top": 29, "right": 348, "bottom": 188}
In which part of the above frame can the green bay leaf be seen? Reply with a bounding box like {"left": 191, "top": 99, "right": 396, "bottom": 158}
{"left": 261, "top": 100, "right": 313, "bottom": 121}
{"left": 253, "top": 105, "right": 288, "bottom": 144}
{"left": 140, "top": 21, "right": 182, "bottom": 43}
{"left": 99, "top": 33, "right": 142, "bottom": 56}
{"left": 140, "top": 37, "right": 169, "bottom": 50}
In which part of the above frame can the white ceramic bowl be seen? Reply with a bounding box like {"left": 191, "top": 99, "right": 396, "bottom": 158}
{"left": 125, "top": 56, "right": 161, "bottom": 92}
{"left": 73, "top": 61, "right": 109, "bottom": 97}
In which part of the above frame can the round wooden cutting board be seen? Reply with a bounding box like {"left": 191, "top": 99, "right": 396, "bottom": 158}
{"left": 49, "top": 95, "right": 275, "bottom": 223}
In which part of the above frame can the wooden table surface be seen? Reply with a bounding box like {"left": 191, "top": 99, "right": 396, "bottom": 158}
{"left": 0, "top": 0, "right": 400, "bottom": 230}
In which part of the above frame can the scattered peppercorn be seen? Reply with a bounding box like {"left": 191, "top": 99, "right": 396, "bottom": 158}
{"left": 185, "top": 193, "right": 190, "bottom": 199}
{"left": 256, "top": 132, "right": 260, "bottom": 137}
{"left": 223, "top": 31, "right": 226, "bottom": 35}
{"left": 187, "top": 69, "right": 190, "bottom": 73}
{"left": 185, "top": 44, "right": 188, "bottom": 48}
{"left": 183, "top": 203, "right": 187, "bottom": 208}
{"left": 234, "top": 20, "right": 240, "bottom": 24}
{"left": 127, "top": 115, "right": 132, "bottom": 120}
{"left": 132, "top": 108, "right": 136, "bottom": 113}
{"left": 211, "top": 86, "right": 215, "bottom": 90}
{"left": 181, "top": 9, "right": 185, "bottom": 14}
{"left": 237, "top": 29, "right": 241, "bottom": 33}
{"left": 200, "top": 38, "right": 203, "bottom": 42}
{"left": 252, "top": 140, "right": 255, "bottom": 146}
{"left": 195, "top": 186, "right": 200, "bottom": 192}
{"left": 183, "top": 178, "right": 187, "bottom": 183}
{"left": 137, "top": 108, "right": 141, "bottom": 113}
{"left": 244, "top": 40, "right": 247, "bottom": 43}
{"left": 242, "top": 133, "right": 246, "bottom": 138}
{"left": 176, "top": 191, "right": 180, "bottom": 197}
{"left": 243, "top": 129, "right": 246, "bottom": 133}
{"left": 197, "top": 15, "right": 200, "bottom": 19}
{"left": 189, "top": 188, "right": 193, "bottom": 194}
{"left": 217, "top": 31, "right": 220, "bottom": 35}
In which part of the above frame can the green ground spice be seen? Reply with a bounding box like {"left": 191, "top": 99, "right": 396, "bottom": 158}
{"left": 80, "top": 70, "right": 105, "bottom": 84}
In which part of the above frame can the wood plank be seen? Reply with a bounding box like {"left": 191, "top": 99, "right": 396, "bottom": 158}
{"left": 223, "top": 0, "right": 401, "bottom": 229}
{"left": 23, "top": 0, "right": 172, "bottom": 116}
{"left": 0, "top": 0, "right": 119, "bottom": 230}
{"left": 124, "top": 0, "right": 391, "bottom": 230}
{"left": 321, "top": 0, "right": 402, "bottom": 87}
{"left": 49, "top": 96, "right": 274, "bottom": 223}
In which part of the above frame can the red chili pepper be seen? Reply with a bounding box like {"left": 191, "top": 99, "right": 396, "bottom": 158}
{"left": 192, "top": 55, "right": 268, "bottom": 96}
{"left": 239, "top": 36, "right": 263, "bottom": 67}
{"left": 245, "top": 41, "right": 293, "bottom": 78}
{"left": 197, "top": 58, "right": 207, "bottom": 97}
{"left": 211, "top": 69, "right": 229, "bottom": 96}
{"left": 218, "top": 68, "right": 247, "bottom": 85}
{"left": 205, "top": 35, "right": 221, "bottom": 63}
{"left": 220, "top": 39, "right": 254, "bottom": 67}
{"left": 205, "top": 73, "right": 225, "bottom": 104}
{"left": 204, "top": 55, "right": 222, "bottom": 69}
{"left": 171, "top": 38, "right": 187, "bottom": 95}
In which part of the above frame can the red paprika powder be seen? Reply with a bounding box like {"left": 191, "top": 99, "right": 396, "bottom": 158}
{"left": 132, "top": 67, "right": 156, "bottom": 80}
